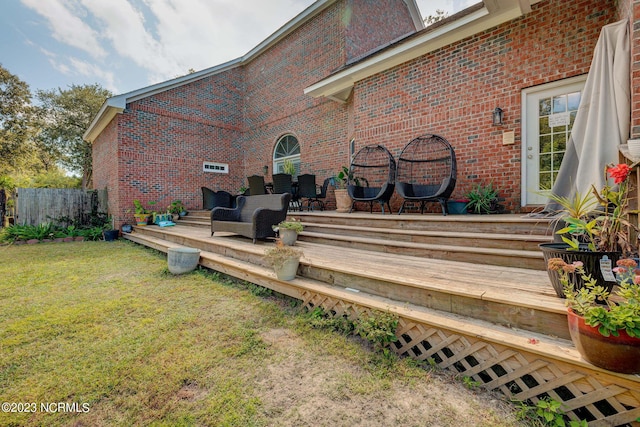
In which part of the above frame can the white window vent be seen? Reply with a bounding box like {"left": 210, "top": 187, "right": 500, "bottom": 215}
{"left": 203, "top": 162, "right": 229, "bottom": 174}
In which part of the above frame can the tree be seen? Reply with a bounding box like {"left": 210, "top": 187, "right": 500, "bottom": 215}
{"left": 36, "top": 84, "right": 112, "bottom": 189}
{"left": 0, "top": 64, "right": 36, "bottom": 175}
{"left": 424, "top": 9, "right": 448, "bottom": 26}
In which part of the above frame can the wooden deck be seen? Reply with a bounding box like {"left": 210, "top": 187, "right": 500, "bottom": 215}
{"left": 124, "top": 211, "right": 640, "bottom": 426}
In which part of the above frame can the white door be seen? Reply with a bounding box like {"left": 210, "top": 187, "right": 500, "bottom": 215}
{"left": 522, "top": 76, "right": 586, "bottom": 205}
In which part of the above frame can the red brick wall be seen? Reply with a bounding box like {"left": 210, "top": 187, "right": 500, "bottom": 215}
{"left": 350, "top": 0, "right": 616, "bottom": 213}
{"left": 345, "top": 0, "right": 416, "bottom": 62}
{"left": 113, "top": 70, "right": 244, "bottom": 226}
{"left": 241, "top": 0, "right": 413, "bottom": 207}
{"left": 92, "top": 118, "right": 121, "bottom": 222}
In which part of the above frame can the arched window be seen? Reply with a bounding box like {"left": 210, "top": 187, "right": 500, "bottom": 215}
{"left": 273, "top": 134, "right": 300, "bottom": 178}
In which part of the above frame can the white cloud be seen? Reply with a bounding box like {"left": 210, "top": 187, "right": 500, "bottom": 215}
{"left": 20, "top": 0, "right": 107, "bottom": 59}
{"left": 68, "top": 57, "right": 117, "bottom": 92}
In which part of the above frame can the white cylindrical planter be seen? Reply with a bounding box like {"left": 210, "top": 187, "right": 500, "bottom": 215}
{"left": 279, "top": 228, "right": 298, "bottom": 246}
{"left": 274, "top": 257, "right": 300, "bottom": 281}
{"left": 167, "top": 247, "right": 201, "bottom": 274}
{"left": 628, "top": 139, "right": 640, "bottom": 158}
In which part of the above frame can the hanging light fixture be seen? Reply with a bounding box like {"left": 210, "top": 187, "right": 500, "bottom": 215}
{"left": 492, "top": 107, "right": 504, "bottom": 126}
{"left": 262, "top": 165, "right": 269, "bottom": 175}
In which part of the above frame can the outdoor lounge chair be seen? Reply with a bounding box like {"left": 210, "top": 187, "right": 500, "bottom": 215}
{"left": 201, "top": 187, "right": 233, "bottom": 210}
{"left": 210, "top": 193, "right": 291, "bottom": 243}
{"left": 348, "top": 145, "right": 396, "bottom": 214}
{"left": 396, "top": 134, "right": 457, "bottom": 215}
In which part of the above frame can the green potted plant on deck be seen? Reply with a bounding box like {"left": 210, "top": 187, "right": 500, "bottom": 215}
{"left": 540, "top": 163, "right": 638, "bottom": 297}
{"left": 272, "top": 217, "right": 304, "bottom": 246}
{"left": 547, "top": 257, "right": 640, "bottom": 373}
{"left": 333, "top": 166, "right": 353, "bottom": 213}
{"left": 169, "top": 200, "right": 185, "bottom": 221}
{"left": 464, "top": 182, "right": 501, "bottom": 214}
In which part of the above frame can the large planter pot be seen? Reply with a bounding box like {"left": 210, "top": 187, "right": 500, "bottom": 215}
{"left": 167, "top": 247, "right": 201, "bottom": 275}
{"left": 279, "top": 228, "right": 298, "bottom": 246}
{"left": 334, "top": 188, "right": 351, "bottom": 213}
{"left": 567, "top": 309, "right": 640, "bottom": 374}
{"left": 539, "top": 243, "right": 620, "bottom": 298}
{"left": 274, "top": 257, "right": 300, "bottom": 281}
{"left": 103, "top": 229, "right": 119, "bottom": 241}
{"left": 446, "top": 200, "right": 468, "bottom": 215}
{"left": 134, "top": 214, "right": 150, "bottom": 226}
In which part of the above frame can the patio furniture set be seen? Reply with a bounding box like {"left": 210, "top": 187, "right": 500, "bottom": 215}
{"left": 205, "top": 134, "right": 457, "bottom": 243}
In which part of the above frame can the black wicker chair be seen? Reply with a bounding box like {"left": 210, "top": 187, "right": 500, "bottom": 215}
{"left": 348, "top": 145, "right": 396, "bottom": 214}
{"left": 396, "top": 134, "right": 457, "bottom": 215}
{"left": 201, "top": 187, "right": 233, "bottom": 210}
{"left": 247, "top": 175, "right": 266, "bottom": 195}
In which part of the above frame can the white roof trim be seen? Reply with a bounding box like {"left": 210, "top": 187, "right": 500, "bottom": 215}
{"left": 304, "top": 0, "right": 541, "bottom": 102}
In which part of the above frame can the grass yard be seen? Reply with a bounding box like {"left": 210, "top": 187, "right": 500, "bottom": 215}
{"left": 0, "top": 240, "right": 523, "bottom": 426}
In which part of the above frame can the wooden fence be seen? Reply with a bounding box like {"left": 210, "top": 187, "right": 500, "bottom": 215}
{"left": 14, "top": 188, "right": 108, "bottom": 226}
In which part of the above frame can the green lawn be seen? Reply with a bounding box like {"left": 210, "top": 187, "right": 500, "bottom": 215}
{"left": 0, "top": 240, "right": 521, "bottom": 426}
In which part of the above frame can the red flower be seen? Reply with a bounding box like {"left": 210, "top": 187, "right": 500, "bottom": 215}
{"left": 607, "top": 163, "right": 631, "bottom": 184}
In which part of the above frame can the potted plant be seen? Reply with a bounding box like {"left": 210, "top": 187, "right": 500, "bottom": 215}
{"left": 133, "top": 200, "right": 150, "bottom": 226}
{"left": 464, "top": 183, "right": 501, "bottom": 214}
{"left": 264, "top": 240, "right": 302, "bottom": 281}
{"left": 272, "top": 217, "right": 304, "bottom": 246}
{"left": 446, "top": 198, "right": 470, "bottom": 215}
{"left": 547, "top": 257, "right": 640, "bottom": 373}
{"left": 540, "top": 163, "right": 637, "bottom": 297}
{"left": 169, "top": 200, "right": 185, "bottom": 221}
{"left": 333, "top": 166, "right": 353, "bottom": 213}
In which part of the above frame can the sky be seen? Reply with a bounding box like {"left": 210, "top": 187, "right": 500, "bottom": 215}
{"left": 0, "top": 0, "right": 478, "bottom": 97}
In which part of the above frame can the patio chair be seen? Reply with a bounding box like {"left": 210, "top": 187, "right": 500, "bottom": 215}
{"left": 247, "top": 175, "right": 266, "bottom": 195}
{"left": 201, "top": 187, "right": 233, "bottom": 210}
{"left": 348, "top": 145, "right": 396, "bottom": 214}
{"left": 297, "top": 174, "right": 325, "bottom": 211}
{"left": 396, "top": 134, "right": 457, "bottom": 215}
{"left": 272, "top": 173, "right": 301, "bottom": 211}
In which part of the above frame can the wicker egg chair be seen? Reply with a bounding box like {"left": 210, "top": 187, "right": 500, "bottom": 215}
{"left": 347, "top": 144, "right": 396, "bottom": 214}
{"left": 396, "top": 134, "right": 457, "bottom": 215}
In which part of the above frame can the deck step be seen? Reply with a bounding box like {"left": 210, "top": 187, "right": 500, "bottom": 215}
{"left": 126, "top": 225, "right": 566, "bottom": 338}
{"left": 301, "top": 222, "right": 550, "bottom": 251}
{"left": 295, "top": 211, "right": 555, "bottom": 236}
{"left": 170, "top": 210, "right": 553, "bottom": 270}
{"left": 298, "top": 230, "right": 546, "bottom": 270}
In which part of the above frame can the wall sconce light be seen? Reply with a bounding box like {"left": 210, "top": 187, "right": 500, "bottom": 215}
{"left": 492, "top": 107, "right": 504, "bottom": 126}
{"left": 262, "top": 165, "right": 269, "bottom": 175}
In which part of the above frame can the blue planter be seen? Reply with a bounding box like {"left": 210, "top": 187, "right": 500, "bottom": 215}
{"left": 446, "top": 201, "right": 468, "bottom": 215}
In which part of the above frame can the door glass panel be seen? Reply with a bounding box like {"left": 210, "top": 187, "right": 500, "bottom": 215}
{"left": 536, "top": 91, "right": 580, "bottom": 191}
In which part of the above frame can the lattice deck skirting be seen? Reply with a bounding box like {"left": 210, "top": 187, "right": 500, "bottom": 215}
{"left": 301, "top": 290, "right": 640, "bottom": 426}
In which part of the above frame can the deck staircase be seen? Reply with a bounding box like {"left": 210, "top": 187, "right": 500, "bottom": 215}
{"left": 124, "top": 209, "right": 640, "bottom": 426}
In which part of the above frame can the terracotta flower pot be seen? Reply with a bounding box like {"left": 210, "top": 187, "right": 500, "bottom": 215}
{"left": 334, "top": 188, "right": 351, "bottom": 213}
{"left": 567, "top": 309, "right": 640, "bottom": 374}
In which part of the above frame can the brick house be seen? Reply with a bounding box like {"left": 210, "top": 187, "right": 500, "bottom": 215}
{"left": 85, "top": 0, "right": 637, "bottom": 228}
